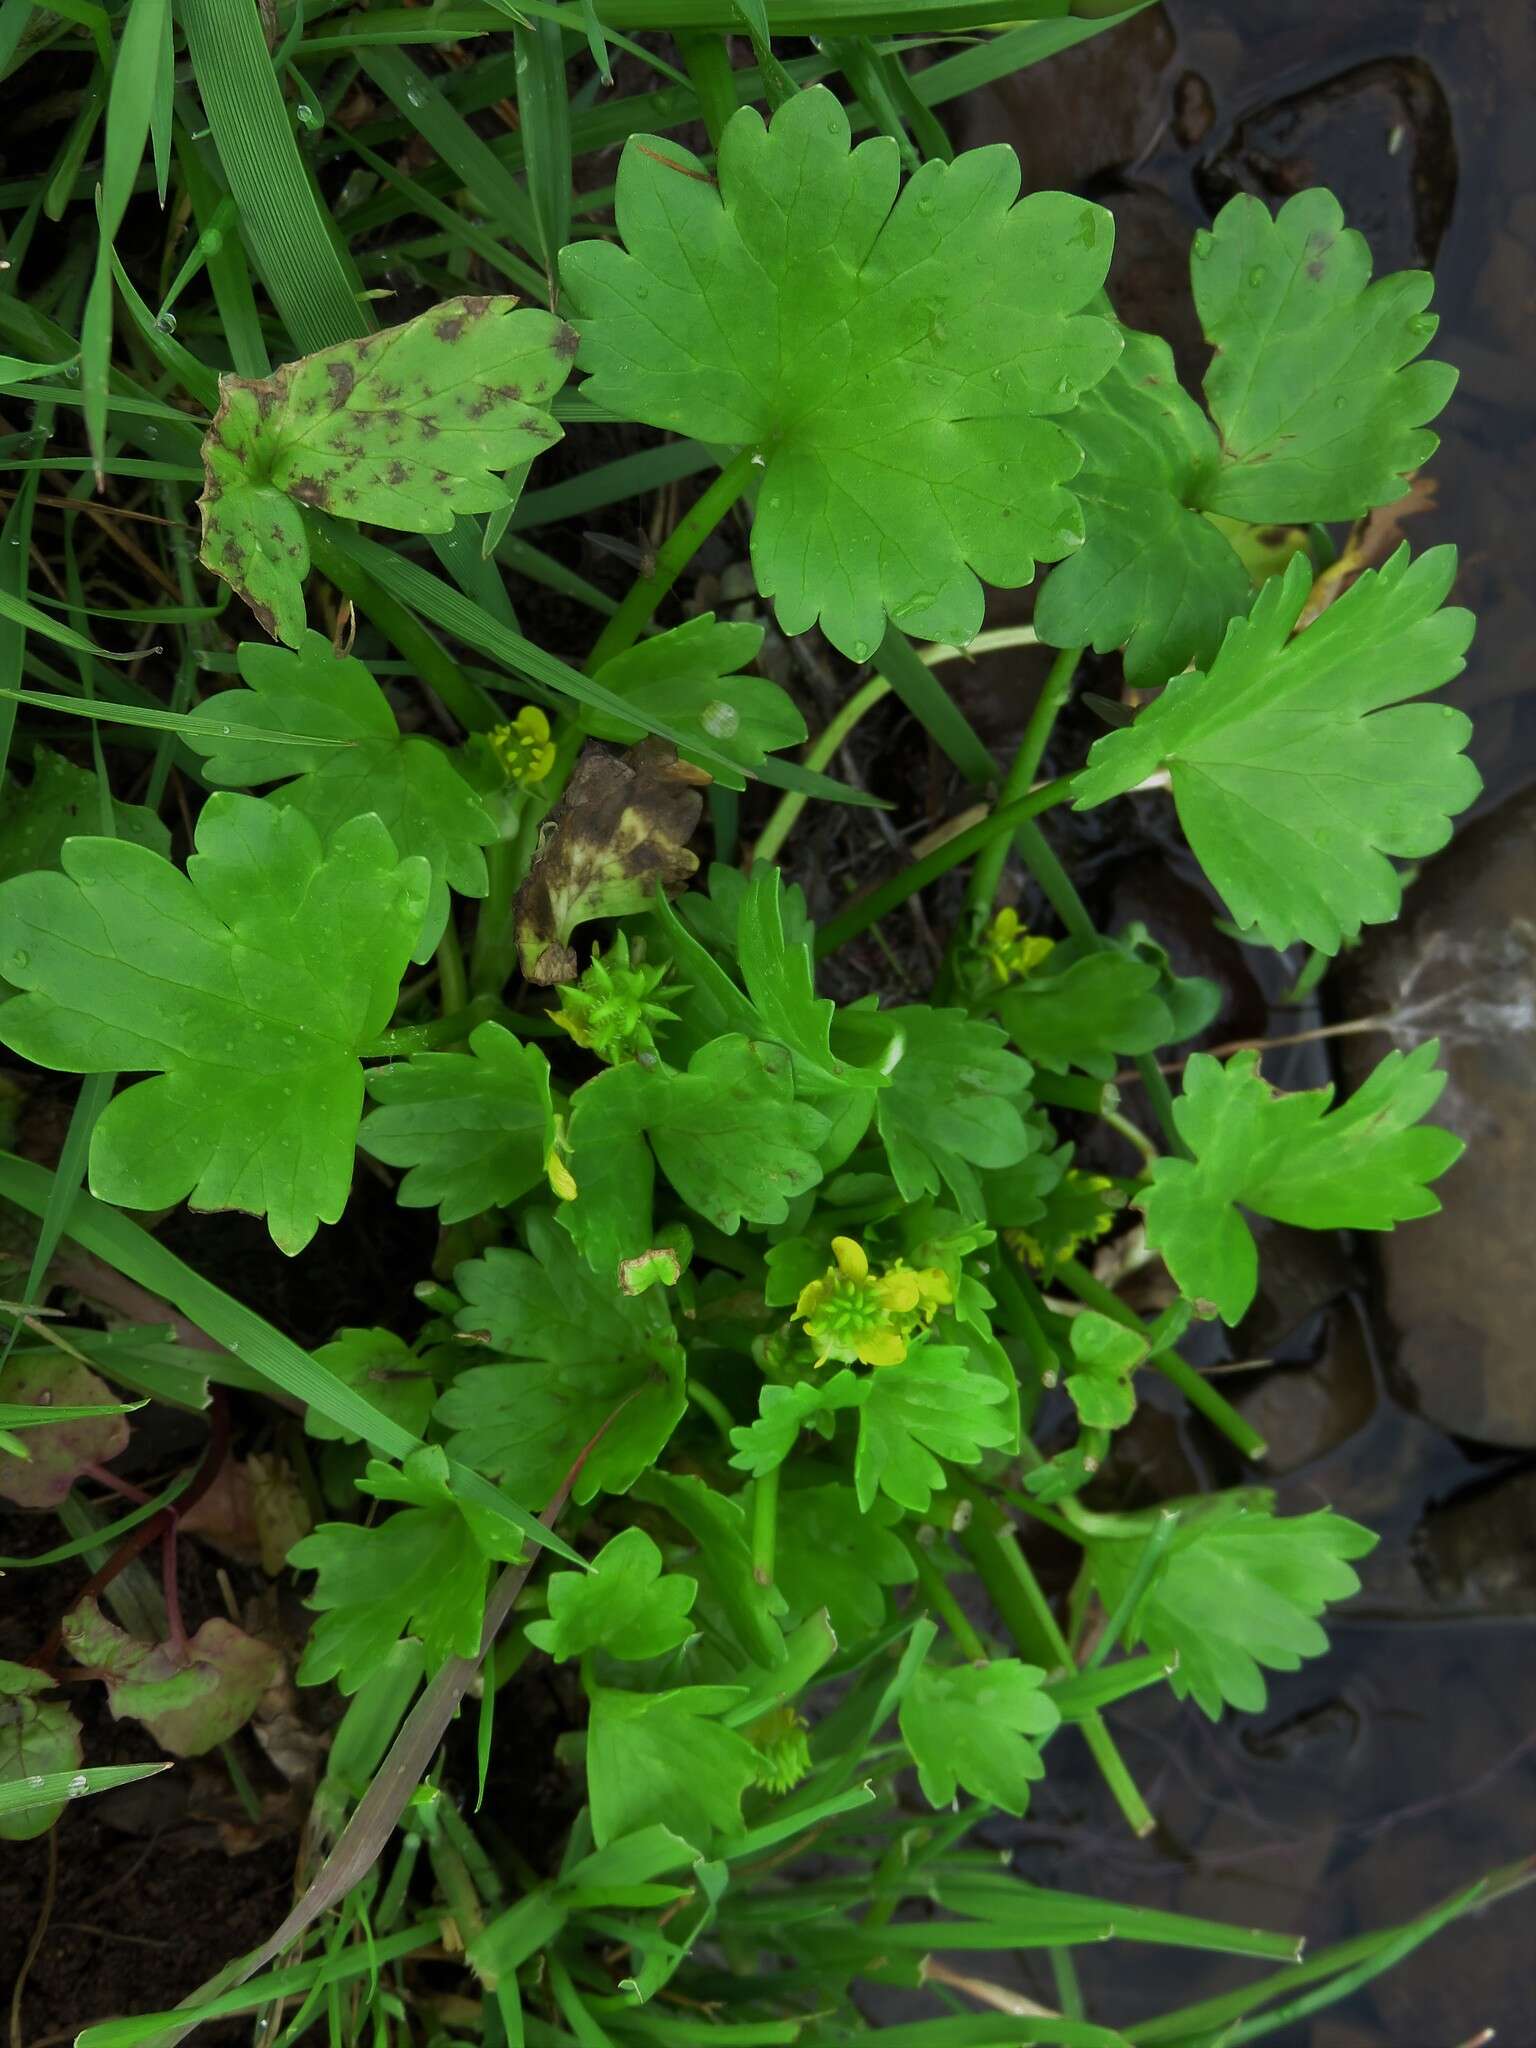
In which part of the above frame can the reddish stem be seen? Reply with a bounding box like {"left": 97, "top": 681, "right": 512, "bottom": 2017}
{"left": 32, "top": 1388, "right": 229, "bottom": 1668}
{"left": 80, "top": 1460, "right": 153, "bottom": 1506}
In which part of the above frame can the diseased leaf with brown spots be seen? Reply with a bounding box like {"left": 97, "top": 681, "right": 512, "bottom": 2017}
{"left": 515, "top": 739, "right": 708, "bottom": 984}
{"left": 198, "top": 295, "right": 578, "bottom": 644}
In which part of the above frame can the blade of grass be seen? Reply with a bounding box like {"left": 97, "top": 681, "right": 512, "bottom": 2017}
{"left": 0, "top": 1761, "right": 172, "bottom": 1824}
{"left": 876, "top": 623, "right": 997, "bottom": 785}
{"left": 514, "top": 17, "right": 574, "bottom": 298}
{"left": 178, "top": 0, "right": 367, "bottom": 351}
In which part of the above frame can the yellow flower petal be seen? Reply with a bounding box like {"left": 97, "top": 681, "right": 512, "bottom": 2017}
{"left": 830, "top": 1235, "right": 869, "bottom": 1282}
{"left": 794, "top": 1278, "right": 828, "bottom": 1320}
{"left": 878, "top": 1270, "right": 922, "bottom": 1314}
{"left": 545, "top": 1146, "right": 577, "bottom": 1201}
{"left": 857, "top": 1328, "right": 907, "bottom": 1369}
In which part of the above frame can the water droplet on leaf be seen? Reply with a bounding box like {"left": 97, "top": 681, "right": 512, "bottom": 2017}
{"left": 701, "top": 700, "right": 740, "bottom": 739}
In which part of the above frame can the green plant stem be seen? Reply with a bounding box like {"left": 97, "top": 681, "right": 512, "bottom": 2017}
{"left": 687, "top": 1378, "right": 737, "bottom": 1446}
{"left": 584, "top": 444, "right": 760, "bottom": 670}
{"left": 1012, "top": 815, "right": 1188, "bottom": 1158}
{"left": 957, "top": 1492, "right": 1156, "bottom": 1838}
{"left": 752, "top": 672, "right": 890, "bottom": 866}
{"left": 962, "top": 642, "right": 1081, "bottom": 932}
{"left": 751, "top": 1464, "right": 778, "bottom": 1589}
{"left": 677, "top": 32, "right": 738, "bottom": 149}
{"left": 365, "top": 995, "right": 502, "bottom": 1058}
{"left": 907, "top": 1535, "right": 987, "bottom": 1662}
{"left": 1056, "top": 1258, "right": 1267, "bottom": 1462}
{"left": 814, "top": 775, "right": 1073, "bottom": 959}
{"left": 435, "top": 924, "right": 468, "bottom": 1020}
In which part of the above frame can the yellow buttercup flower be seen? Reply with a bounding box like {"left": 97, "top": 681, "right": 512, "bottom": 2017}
{"left": 981, "top": 907, "right": 1056, "bottom": 989}
{"left": 793, "top": 1235, "right": 927, "bottom": 1369}
{"left": 488, "top": 706, "right": 556, "bottom": 789}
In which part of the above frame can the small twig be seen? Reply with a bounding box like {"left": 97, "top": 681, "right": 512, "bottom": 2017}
{"left": 1120, "top": 1013, "right": 1396, "bottom": 1082}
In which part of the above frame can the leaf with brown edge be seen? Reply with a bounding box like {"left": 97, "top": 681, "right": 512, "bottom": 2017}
{"left": 198, "top": 295, "right": 577, "bottom": 644}
{"left": 62, "top": 1598, "right": 282, "bottom": 1757}
{"left": 515, "top": 739, "right": 708, "bottom": 984}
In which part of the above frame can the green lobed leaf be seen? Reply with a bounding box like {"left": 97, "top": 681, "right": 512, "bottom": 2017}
{"left": 1142, "top": 1041, "right": 1464, "bottom": 1323}
{"left": 1193, "top": 188, "right": 1457, "bottom": 523}
{"left": 289, "top": 1446, "right": 524, "bottom": 1695}
{"left": 833, "top": 1002, "right": 1035, "bottom": 1216}
{"left": 899, "top": 1657, "right": 1059, "bottom": 1813}
{"left": 585, "top": 615, "right": 807, "bottom": 775}
{"left": 774, "top": 1480, "right": 916, "bottom": 1639}
{"left": 854, "top": 1344, "right": 1013, "bottom": 1514}
{"left": 0, "top": 795, "right": 429, "bottom": 1254}
{"left": 198, "top": 295, "right": 576, "bottom": 643}
{"left": 1064, "top": 1310, "right": 1145, "bottom": 1430}
{"left": 566, "top": 1034, "right": 831, "bottom": 1250}
{"left": 527, "top": 1526, "right": 698, "bottom": 1662}
{"left": 0, "top": 1659, "right": 83, "bottom": 1842}
{"left": 991, "top": 943, "right": 1178, "bottom": 1080}
{"left": 303, "top": 1328, "right": 438, "bottom": 1446}
{"left": 634, "top": 1469, "right": 787, "bottom": 1669}
{"left": 729, "top": 1371, "right": 869, "bottom": 1480}
{"left": 439, "top": 1211, "right": 686, "bottom": 1505}
{"left": 1038, "top": 189, "right": 1456, "bottom": 685}
{"left": 187, "top": 631, "right": 498, "bottom": 963}
{"left": 586, "top": 1682, "right": 759, "bottom": 1851}
{"left": 561, "top": 86, "right": 1119, "bottom": 659}
{"left": 62, "top": 1597, "right": 282, "bottom": 1756}
{"left": 1033, "top": 328, "right": 1254, "bottom": 688}
{"left": 1071, "top": 546, "right": 1479, "bottom": 952}
{"left": 0, "top": 745, "right": 169, "bottom": 887}
{"left": 1085, "top": 1491, "right": 1378, "bottom": 1718}
{"left": 360, "top": 1022, "right": 555, "bottom": 1224}
{"left": 0, "top": 1356, "right": 131, "bottom": 1508}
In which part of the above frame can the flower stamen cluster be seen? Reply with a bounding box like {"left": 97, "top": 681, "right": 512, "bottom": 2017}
{"left": 552, "top": 932, "right": 682, "bottom": 1066}
{"left": 793, "top": 1235, "right": 952, "bottom": 1370}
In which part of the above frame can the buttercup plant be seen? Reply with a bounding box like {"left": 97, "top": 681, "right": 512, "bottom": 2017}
{"left": 0, "top": 16, "right": 1518, "bottom": 2047}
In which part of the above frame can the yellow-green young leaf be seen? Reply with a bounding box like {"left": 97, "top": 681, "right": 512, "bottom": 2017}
{"left": 585, "top": 615, "right": 806, "bottom": 776}
{"left": 0, "top": 1357, "right": 131, "bottom": 1508}
{"left": 1085, "top": 1492, "right": 1378, "bottom": 1718}
{"left": 1072, "top": 546, "right": 1479, "bottom": 953}
{"left": 1064, "top": 1311, "right": 1145, "bottom": 1431}
{"left": 561, "top": 86, "right": 1119, "bottom": 660}
{"left": 0, "top": 1660, "right": 83, "bottom": 1842}
{"left": 198, "top": 296, "right": 577, "bottom": 643}
{"left": 438, "top": 1211, "right": 686, "bottom": 1506}
{"left": 899, "top": 1659, "right": 1058, "bottom": 1814}
{"left": 526, "top": 1526, "right": 697, "bottom": 1663}
{"left": 586, "top": 1683, "right": 759, "bottom": 1850}
{"left": 188, "top": 632, "right": 497, "bottom": 963}
{"left": 0, "top": 795, "right": 429, "bottom": 1255}
{"left": 61, "top": 1598, "right": 281, "bottom": 1756}
{"left": 1143, "top": 1042, "right": 1463, "bottom": 1324}
{"left": 360, "top": 1022, "right": 555, "bottom": 1224}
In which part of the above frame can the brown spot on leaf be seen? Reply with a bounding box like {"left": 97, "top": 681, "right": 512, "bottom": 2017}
{"left": 326, "top": 360, "right": 356, "bottom": 408}
{"left": 553, "top": 322, "right": 580, "bottom": 359}
{"left": 289, "top": 478, "right": 328, "bottom": 507}
{"left": 386, "top": 461, "right": 410, "bottom": 486}
{"left": 435, "top": 314, "right": 467, "bottom": 344}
